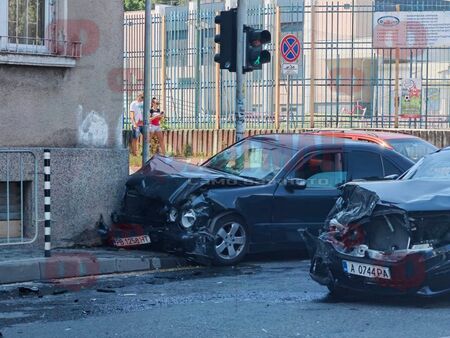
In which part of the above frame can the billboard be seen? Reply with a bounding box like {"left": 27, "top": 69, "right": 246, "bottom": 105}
{"left": 374, "top": 11, "right": 450, "bottom": 49}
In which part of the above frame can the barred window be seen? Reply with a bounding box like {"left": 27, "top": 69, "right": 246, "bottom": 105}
{"left": 8, "top": 0, "right": 46, "bottom": 45}
{"left": 0, "top": 0, "right": 50, "bottom": 52}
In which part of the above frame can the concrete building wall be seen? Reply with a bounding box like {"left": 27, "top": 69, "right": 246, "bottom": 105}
{"left": 0, "top": 0, "right": 128, "bottom": 248}
{"left": 0, "top": 0, "right": 124, "bottom": 149}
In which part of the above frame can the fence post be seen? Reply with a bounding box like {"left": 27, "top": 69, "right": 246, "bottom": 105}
{"left": 161, "top": 15, "right": 167, "bottom": 115}
{"left": 215, "top": 11, "right": 221, "bottom": 130}
{"left": 44, "top": 149, "right": 51, "bottom": 258}
{"left": 274, "top": 6, "right": 281, "bottom": 130}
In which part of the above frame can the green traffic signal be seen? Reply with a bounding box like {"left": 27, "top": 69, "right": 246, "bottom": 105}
{"left": 244, "top": 26, "right": 271, "bottom": 73}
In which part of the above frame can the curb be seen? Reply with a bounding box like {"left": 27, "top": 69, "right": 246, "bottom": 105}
{"left": 0, "top": 255, "right": 189, "bottom": 285}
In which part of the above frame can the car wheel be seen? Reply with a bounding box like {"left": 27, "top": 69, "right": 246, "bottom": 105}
{"left": 210, "top": 214, "right": 249, "bottom": 266}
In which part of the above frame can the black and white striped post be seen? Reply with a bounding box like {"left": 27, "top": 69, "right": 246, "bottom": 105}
{"left": 44, "top": 149, "right": 51, "bottom": 257}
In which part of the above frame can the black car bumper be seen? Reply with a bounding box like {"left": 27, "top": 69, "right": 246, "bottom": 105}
{"left": 310, "top": 238, "right": 450, "bottom": 297}
{"left": 105, "top": 214, "right": 216, "bottom": 263}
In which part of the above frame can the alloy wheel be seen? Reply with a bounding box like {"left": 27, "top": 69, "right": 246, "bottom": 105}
{"left": 214, "top": 222, "right": 247, "bottom": 260}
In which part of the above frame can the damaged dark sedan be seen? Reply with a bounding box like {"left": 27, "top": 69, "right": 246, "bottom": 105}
{"left": 304, "top": 147, "right": 450, "bottom": 296}
{"left": 106, "top": 134, "right": 413, "bottom": 265}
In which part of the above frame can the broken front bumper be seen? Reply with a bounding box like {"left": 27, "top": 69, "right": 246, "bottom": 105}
{"left": 309, "top": 236, "right": 450, "bottom": 297}
{"left": 103, "top": 215, "right": 216, "bottom": 263}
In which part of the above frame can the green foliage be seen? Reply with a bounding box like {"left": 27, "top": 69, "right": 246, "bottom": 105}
{"left": 150, "top": 135, "right": 160, "bottom": 154}
{"left": 183, "top": 143, "right": 193, "bottom": 158}
{"left": 124, "top": 0, "right": 145, "bottom": 11}
{"left": 124, "top": 0, "right": 188, "bottom": 11}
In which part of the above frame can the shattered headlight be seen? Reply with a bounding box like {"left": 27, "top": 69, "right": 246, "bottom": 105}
{"left": 168, "top": 208, "right": 178, "bottom": 223}
{"left": 180, "top": 209, "right": 197, "bottom": 229}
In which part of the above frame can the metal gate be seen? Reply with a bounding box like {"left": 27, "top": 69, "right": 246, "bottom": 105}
{"left": 123, "top": 0, "right": 450, "bottom": 130}
{"left": 0, "top": 151, "right": 38, "bottom": 246}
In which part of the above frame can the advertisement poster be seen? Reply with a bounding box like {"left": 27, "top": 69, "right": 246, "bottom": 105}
{"left": 373, "top": 11, "right": 450, "bottom": 49}
{"left": 400, "top": 78, "right": 422, "bottom": 119}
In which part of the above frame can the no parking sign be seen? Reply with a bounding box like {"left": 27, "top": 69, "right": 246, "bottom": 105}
{"left": 281, "top": 34, "right": 301, "bottom": 75}
{"left": 281, "top": 34, "right": 301, "bottom": 63}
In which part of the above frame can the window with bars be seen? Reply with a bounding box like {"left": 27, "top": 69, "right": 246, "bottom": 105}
{"left": 1, "top": 0, "right": 48, "bottom": 47}
{"left": 8, "top": 0, "right": 46, "bottom": 45}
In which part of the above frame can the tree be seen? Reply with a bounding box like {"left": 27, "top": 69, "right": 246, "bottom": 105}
{"left": 124, "top": 0, "right": 188, "bottom": 11}
{"left": 124, "top": 0, "right": 145, "bottom": 11}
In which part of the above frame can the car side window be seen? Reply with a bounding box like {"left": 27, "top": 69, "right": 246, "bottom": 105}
{"left": 290, "top": 152, "right": 347, "bottom": 189}
{"left": 382, "top": 157, "right": 403, "bottom": 176}
{"left": 348, "top": 151, "right": 384, "bottom": 180}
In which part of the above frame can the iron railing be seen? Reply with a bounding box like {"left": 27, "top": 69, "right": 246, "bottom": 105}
{"left": 0, "top": 151, "right": 38, "bottom": 246}
{"left": 0, "top": 36, "right": 83, "bottom": 58}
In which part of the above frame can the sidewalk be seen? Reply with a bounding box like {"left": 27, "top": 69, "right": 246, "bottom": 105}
{"left": 0, "top": 246, "right": 190, "bottom": 285}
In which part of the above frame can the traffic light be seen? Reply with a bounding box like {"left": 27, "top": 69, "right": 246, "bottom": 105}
{"left": 244, "top": 26, "right": 271, "bottom": 73}
{"left": 214, "top": 9, "right": 237, "bottom": 72}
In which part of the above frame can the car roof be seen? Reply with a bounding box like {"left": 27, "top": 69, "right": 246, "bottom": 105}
{"left": 311, "top": 129, "right": 419, "bottom": 140}
{"left": 247, "top": 133, "right": 384, "bottom": 151}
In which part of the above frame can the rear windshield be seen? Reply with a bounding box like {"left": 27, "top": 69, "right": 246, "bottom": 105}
{"left": 388, "top": 138, "right": 437, "bottom": 162}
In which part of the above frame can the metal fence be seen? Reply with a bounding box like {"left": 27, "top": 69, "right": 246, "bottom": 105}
{"left": 123, "top": 1, "right": 450, "bottom": 130}
{"left": 0, "top": 151, "right": 38, "bottom": 246}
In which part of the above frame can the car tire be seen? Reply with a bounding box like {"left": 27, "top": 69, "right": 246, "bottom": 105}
{"left": 209, "top": 214, "right": 249, "bottom": 266}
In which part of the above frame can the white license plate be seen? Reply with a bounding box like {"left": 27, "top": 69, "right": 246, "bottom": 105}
{"left": 113, "top": 235, "right": 151, "bottom": 247}
{"left": 342, "top": 260, "right": 391, "bottom": 280}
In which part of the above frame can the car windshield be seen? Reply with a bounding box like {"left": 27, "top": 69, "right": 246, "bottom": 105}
{"left": 388, "top": 138, "right": 437, "bottom": 162}
{"left": 401, "top": 150, "right": 450, "bottom": 180}
{"left": 203, "top": 139, "right": 295, "bottom": 182}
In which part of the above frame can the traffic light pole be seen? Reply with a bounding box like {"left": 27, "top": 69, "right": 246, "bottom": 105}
{"left": 235, "top": 1, "right": 246, "bottom": 142}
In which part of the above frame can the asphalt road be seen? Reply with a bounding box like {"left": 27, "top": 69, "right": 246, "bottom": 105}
{"left": 0, "top": 255, "right": 449, "bottom": 338}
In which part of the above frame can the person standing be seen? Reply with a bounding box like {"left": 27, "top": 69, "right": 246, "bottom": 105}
{"left": 130, "top": 93, "right": 144, "bottom": 156}
{"left": 149, "top": 97, "right": 166, "bottom": 155}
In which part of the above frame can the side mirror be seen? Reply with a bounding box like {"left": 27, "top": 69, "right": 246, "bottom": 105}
{"left": 286, "top": 178, "right": 307, "bottom": 190}
{"left": 384, "top": 174, "right": 399, "bottom": 180}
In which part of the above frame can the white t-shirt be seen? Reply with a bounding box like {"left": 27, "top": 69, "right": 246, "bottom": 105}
{"left": 130, "top": 100, "right": 144, "bottom": 125}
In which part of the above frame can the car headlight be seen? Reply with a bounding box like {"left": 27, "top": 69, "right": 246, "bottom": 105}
{"left": 168, "top": 208, "right": 178, "bottom": 223}
{"left": 180, "top": 209, "right": 197, "bottom": 229}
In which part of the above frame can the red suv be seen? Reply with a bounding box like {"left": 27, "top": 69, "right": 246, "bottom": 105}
{"left": 309, "top": 130, "right": 437, "bottom": 162}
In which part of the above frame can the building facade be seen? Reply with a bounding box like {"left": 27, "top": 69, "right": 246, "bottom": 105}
{"left": 0, "top": 0, "right": 128, "bottom": 248}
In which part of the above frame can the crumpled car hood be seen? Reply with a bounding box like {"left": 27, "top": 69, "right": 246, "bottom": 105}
{"left": 348, "top": 179, "right": 450, "bottom": 212}
{"left": 127, "top": 155, "right": 255, "bottom": 205}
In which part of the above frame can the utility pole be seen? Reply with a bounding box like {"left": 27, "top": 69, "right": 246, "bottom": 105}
{"left": 235, "top": 0, "right": 246, "bottom": 142}
{"left": 142, "top": 0, "right": 152, "bottom": 165}
{"left": 195, "top": 0, "right": 201, "bottom": 129}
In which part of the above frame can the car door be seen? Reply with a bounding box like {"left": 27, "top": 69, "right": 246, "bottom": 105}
{"left": 271, "top": 149, "right": 348, "bottom": 247}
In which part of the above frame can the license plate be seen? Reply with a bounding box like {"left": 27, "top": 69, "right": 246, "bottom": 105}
{"left": 342, "top": 260, "right": 391, "bottom": 280}
{"left": 113, "top": 235, "right": 151, "bottom": 247}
